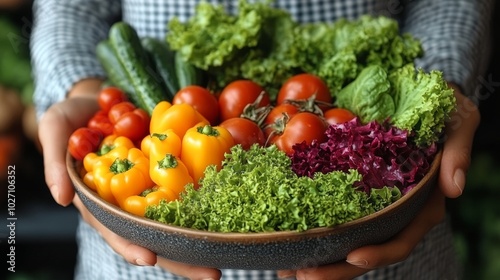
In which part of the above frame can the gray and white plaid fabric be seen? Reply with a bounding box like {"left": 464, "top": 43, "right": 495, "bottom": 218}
{"left": 31, "top": 0, "right": 494, "bottom": 279}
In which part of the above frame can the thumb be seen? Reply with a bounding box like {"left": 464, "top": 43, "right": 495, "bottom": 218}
{"left": 439, "top": 87, "right": 480, "bottom": 198}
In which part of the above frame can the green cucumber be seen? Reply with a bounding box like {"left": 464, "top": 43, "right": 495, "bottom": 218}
{"left": 174, "top": 51, "right": 207, "bottom": 89}
{"left": 108, "top": 22, "right": 166, "bottom": 114}
{"left": 95, "top": 39, "right": 137, "bottom": 102}
{"left": 141, "top": 37, "right": 179, "bottom": 101}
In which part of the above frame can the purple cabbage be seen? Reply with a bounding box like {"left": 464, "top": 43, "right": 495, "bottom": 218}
{"left": 290, "top": 118, "right": 437, "bottom": 195}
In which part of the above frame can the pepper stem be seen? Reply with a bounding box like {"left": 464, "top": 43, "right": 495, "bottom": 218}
{"left": 157, "top": 154, "right": 178, "bottom": 169}
{"left": 110, "top": 158, "right": 134, "bottom": 174}
{"left": 197, "top": 125, "right": 220, "bottom": 136}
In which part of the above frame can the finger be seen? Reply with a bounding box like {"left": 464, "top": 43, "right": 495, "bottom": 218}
{"left": 39, "top": 98, "right": 99, "bottom": 206}
{"left": 39, "top": 104, "right": 77, "bottom": 206}
{"left": 73, "top": 197, "right": 158, "bottom": 266}
{"left": 277, "top": 269, "right": 296, "bottom": 279}
{"left": 440, "top": 90, "right": 480, "bottom": 198}
{"left": 296, "top": 262, "right": 369, "bottom": 280}
{"left": 73, "top": 197, "right": 222, "bottom": 279}
{"left": 156, "top": 258, "right": 222, "bottom": 280}
{"left": 345, "top": 188, "right": 445, "bottom": 269}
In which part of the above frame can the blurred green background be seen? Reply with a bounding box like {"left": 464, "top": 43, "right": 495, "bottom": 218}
{"left": 0, "top": 1, "right": 499, "bottom": 280}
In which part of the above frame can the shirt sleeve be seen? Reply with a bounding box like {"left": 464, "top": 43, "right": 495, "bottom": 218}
{"left": 30, "top": 0, "right": 122, "bottom": 119}
{"left": 400, "top": 0, "right": 495, "bottom": 98}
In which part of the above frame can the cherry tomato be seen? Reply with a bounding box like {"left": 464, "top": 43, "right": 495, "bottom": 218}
{"left": 87, "top": 110, "right": 113, "bottom": 136}
{"left": 269, "top": 112, "right": 328, "bottom": 155}
{"left": 277, "top": 73, "right": 332, "bottom": 106}
{"left": 218, "top": 80, "right": 271, "bottom": 121}
{"left": 108, "top": 102, "right": 150, "bottom": 142}
{"left": 68, "top": 127, "right": 104, "bottom": 160}
{"left": 220, "top": 117, "right": 266, "bottom": 150}
{"left": 323, "top": 108, "right": 356, "bottom": 125}
{"left": 98, "top": 87, "right": 128, "bottom": 113}
{"left": 172, "top": 85, "right": 220, "bottom": 125}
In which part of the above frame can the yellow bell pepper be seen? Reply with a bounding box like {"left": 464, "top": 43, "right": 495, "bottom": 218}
{"left": 122, "top": 186, "right": 178, "bottom": 217}
{"left": 150, "top": 153, "right": 193, "bottom": 195}
{"left": 140, "top": 129, "right": 182, "bottom": 161}
{"left": 181, "top": 124, "right": 234, "bottom": 188}
{"left": 83, "top": 134, "right": 135, "bottom": 173}
{"left": 149, "top": 101, "right": 209, "bottom": 138}
{"left": 93, "top": 147, "right": 153, "bottom": 207}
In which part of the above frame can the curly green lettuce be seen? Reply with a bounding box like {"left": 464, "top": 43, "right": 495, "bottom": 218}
{"left": 145, "top": 145, "right": 399, "bottom": 233}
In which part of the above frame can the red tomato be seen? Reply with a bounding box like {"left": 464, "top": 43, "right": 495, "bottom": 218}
{"left": 68, "top": 127, "right": 104, "bottom": 160}
{"left": 218, "top": 80, "right": 270, "bottom": 121}
{"left": 323, "top": 108, "right": 356, "bottom": 125}
{"left": 269, "top": 112, "right": 328, "bottom": 155}
{"left": 87, "top": 110, "right": 113, "bottom": 136}
{"left": 108, "top": 102, "right": 150, "bottom": 142}
{"left": 172, "top": 85, "right": 220, "bottom": 125}
{"left": 219, "top": 117, "right": 266, "bottom": 150}
{"left": 263, "top": 103, "right": 300, "bottom": 137}
{"left": 277, "top": 73, "right": 332, "bottom": 106}
{"left": 98, "top": 87, "right": 128, "bottom": 113}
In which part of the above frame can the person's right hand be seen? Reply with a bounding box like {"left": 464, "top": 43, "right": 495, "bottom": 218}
{"left": 38, "top": 79, "right": 222, "bottom": 280}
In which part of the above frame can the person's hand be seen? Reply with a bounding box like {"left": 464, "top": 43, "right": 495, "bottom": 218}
{"left": 39, "top": 79, "right": 222, "bottom": 280}
{"left": 278, "top": 84, "right": 480, "bottom": 280}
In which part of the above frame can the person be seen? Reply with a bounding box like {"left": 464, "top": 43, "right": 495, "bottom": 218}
{"left": 30, "top": 0, "right": 494, "bottom": 279}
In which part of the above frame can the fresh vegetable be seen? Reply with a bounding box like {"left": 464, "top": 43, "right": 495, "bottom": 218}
{"left": 263, "top": 103, "right": 300, "bottom": 137}
{"left": 97, "top": 87, "right": 129, "bottom": 113}
{"left": 166, "top": 1, "right": 422, "bottom": 96}
{"left": 149, "top": 101, "right": 209, "bottom": 138}
{"left": 276, "top": 73, "right": 332, "bottom": 108}
{"left": 96, "top": 39, "right": 136, "bottom": 97}
{"left": 172, "top": 85, "right": 220, "bottom": 125}
{"left": 268, "top": 112, "right": 328, "bottom": 155}
{"left": 83, "top": 134, "right": 136, "bottom": 173}
{"left": 388, "top": 64, "right": 456, "bottom": 146}
{"left": 181, "top": 124, "right": 234, "bottom": 188}
{"left": 93, "top": 147, "right": 153, "bottom": 207}
{"left": 68, "top": 127, "right": 104, "bottom": 161}
{"left": 334, "top": 63, "right": 456, "bottom": 146}
{"left": 123, "top": 185, "right": 179, "bottom": 217}
{"left": 334, "top": 64, "right": 393, "bottom": 124}
{"left": 219, "top": 117, "right": 266, "bottom": 150}
{"left": 218, "top": 80, "right": 270, "bottom": 121}
{"left": 142, "top": 129, "right": 182, "bottom": 162}
{"left": 323, "top": 108, "right": 357, "bottom": 125}
{"left": 108, "top": 22, "right": 166, "bottom": 114}
{"left": 174, "top": 51, "right": 208, "bottom": 89}
{"left": 108, "top": 101, "right": 150, "bottom": 142}
{"left": 290, "top": 118, "right": 438, "bottom": 194}
{"left": 87, "top": 110, "right": 113, "bottom": 136}
{"left": 149, "top": 153, "right": 193, "bottom": 196}
{"left": 145, "top": 145, "right": 400, "bottom": 232}
{"left": 141, "top": 37, "right": 179, "bottom": 101}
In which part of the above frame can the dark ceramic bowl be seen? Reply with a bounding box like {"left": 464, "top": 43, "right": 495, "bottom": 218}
{"left": 67, "top": 150, "right": 441, "bottom": 270}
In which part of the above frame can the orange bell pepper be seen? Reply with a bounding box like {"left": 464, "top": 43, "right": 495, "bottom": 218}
{"left": 140, "top": 129, "right": 182, "bottom": 161}
{"left": 149, "top": 101, "right": 209, "bottom": 138}
{"left": 93, "top": 147, "right": 153, "bottom": 207}
{"left": 181, "top": 124, "right": 234, "bottom": 188}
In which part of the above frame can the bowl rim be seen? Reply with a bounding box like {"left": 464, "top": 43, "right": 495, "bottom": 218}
{"left": 67, "top": 149, "right": 441, "bottom": 242}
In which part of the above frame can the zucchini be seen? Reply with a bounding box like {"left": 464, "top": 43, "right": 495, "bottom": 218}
{"left": 141, "top": 37, "right": 178, "bottom": 101}
{"left": 174, "top": 51, "right": 207, "bottom": 89}
{"left": 95, "top": 39, "right": 137, "bottom": 103}
{"left": 108, "top": 22, "right": 166, "bottom": 114}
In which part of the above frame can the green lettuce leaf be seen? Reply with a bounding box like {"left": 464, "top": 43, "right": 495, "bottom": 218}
{"left": 389, "top": 64, "right": 456, "bottom": 146}
{"left": 334, "top": 64, "right": 395, "bottom": 123}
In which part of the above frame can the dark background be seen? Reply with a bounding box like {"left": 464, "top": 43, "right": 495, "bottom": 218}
{"left": 0, "top": 1, "right": 499, "bottom": 280}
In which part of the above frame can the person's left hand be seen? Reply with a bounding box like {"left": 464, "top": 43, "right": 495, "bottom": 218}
{"left": 277, "top": 84, "right": 480, "bottom": 280}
